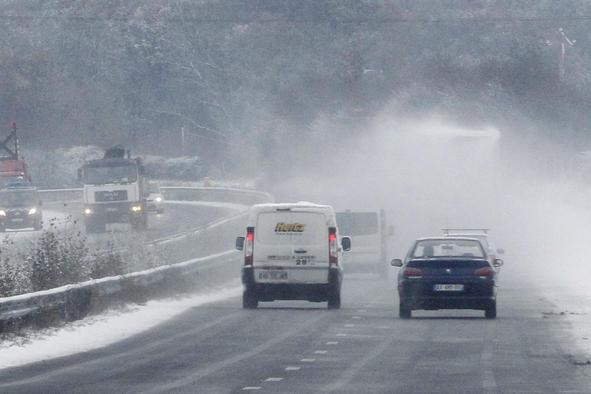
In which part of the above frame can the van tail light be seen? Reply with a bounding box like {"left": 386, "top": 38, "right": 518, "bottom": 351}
{"left": 474, "top": 266, "right": 494, "bottom": 279}
{"left": 245, "top": 227, "right": 254, "bottom": 266}
{"left": 329, "top": 227, "right": 338, "bottom": 266}
{"left": 403, "top": 267, "right": 423, "bottom": 278}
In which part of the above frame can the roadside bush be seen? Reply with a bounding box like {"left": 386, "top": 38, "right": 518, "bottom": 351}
{"left": 90, "top": 242, "right": 125, "bottom": 279}
{"left": 0, "top": 236, "right": 31, "bottom": 297}
{"left": 28, "top": 224, "right": 90, "bottom": 291}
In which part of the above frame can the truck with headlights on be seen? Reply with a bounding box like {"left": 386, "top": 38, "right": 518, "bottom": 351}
{"left": 78, "top": 146, "right": 149, "bottom": 233}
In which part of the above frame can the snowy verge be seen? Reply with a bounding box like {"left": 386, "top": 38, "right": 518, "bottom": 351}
{"left": 0, "top": 283, "right": 241, "bottom": 370}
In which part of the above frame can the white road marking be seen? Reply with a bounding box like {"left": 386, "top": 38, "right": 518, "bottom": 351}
{"left": 358, "top": 309, "right": 367, "bottom": 312}
{"left": 344, "top": 324, "right": 355, "bottom": 328}
{"left": 301, "top": 358, "right": 316, "bottom": 362}
{"left": 285, "top": 366, "right": 301, "bottom": 371}
{"left": 314, "top": 350, "right": 328, "bottom": 354}
{"left": 265, "top": 377, "right": 283, "bottom": 382}
{"left": 481, "top": 324, "right": 497, "bottom": 393}
{"left": 326, "top": 341, "right": 338, "bottom": 345}
{"left": 336, "top": 333, "right": 347, "bottom": 337}
{"left": 352, "top": 316, "right": 361, "bottom": 320}
{"left": 242, "top": 387, "right": 261, "bottom": 391}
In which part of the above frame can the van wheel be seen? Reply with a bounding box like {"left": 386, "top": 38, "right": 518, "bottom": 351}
{"left": 327, "top": 292, "right": 341, "bottom": 310}
{"left": 242, "top": 291, "right": 258, "bottom": 309}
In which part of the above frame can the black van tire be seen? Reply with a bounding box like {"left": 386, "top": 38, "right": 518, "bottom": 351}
{"left": 243, "top": 290, "right": 258, "bottom": 309}
{"left": 327, "top": 291, "right": 341, "bottom": 309}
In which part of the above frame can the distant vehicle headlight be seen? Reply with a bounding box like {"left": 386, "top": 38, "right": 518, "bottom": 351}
{"left": 155, "top": 197, "right": 162, "bottom": 202}
{"left": 28, "top": 207, "right": 37, "bottom": 215}
{"left": 0, "top": 210, "right": 5, "bottom": 216}
{"left": 131, "top": 205, "right": 142, "bottom": 212}
{"left": 84, "top": 208, "right": 93, "bottom": 215}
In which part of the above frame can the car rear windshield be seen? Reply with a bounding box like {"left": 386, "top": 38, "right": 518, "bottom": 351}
{"left": 411, "top": 239, "right": 485, "bottom": 258}
{"left": 256, "top": 211, "right": 327, "bottom": 245}
{"left": 336, "top": 212, "right": 378, "bottom": 236}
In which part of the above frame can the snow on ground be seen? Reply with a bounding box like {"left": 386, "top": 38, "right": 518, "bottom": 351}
{"left": 0, "top": 283, "right": 241, "bottom": 370}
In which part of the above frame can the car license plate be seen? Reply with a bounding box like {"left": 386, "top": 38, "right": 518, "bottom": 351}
{"left": 106, "top": 207, "right": 118, "bottom": 212}
{"left": 258, "top": 270, "right": 288, "bottom": 281}
{"left": 434, "top": 284, "right": 464, "bottom": 292}
{"left": 11, "top": 218, "right": 24, "bottom": 222}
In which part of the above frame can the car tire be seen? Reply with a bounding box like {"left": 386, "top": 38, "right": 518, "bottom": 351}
{"left": 485, "top": 302, "right": 497, "bottom": 319}
{"left": 242, "top": 290, "right": 258, "bottom": 309}
{"left": 399, "top": 301, "right": 411, "bottom": 319}
{"left": 327, "top": 291, "right": 341, "bottom": 310}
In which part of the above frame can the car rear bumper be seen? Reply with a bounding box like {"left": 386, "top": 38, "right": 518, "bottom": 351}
{"left": 399, "top": 279, "right": 495, "bottom": 310}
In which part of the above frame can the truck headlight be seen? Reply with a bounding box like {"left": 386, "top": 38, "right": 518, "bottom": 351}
{"left": 155, "top": 197, "right": 162, "bottom": 202}
{"left": 84, "top": 208, "right": 93, "bottom": 215}
{"left": 0, "top": 210, "right": 5, "bottom": 216}
{"left": 131, "top": 205, "right": 142, "bottom": 212}
{"left": 28, "top": 207, "right": 37, "bottom": 215}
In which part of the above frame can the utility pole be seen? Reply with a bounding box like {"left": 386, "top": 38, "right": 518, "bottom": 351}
{"left": 558, "top": 28, "right": 575, "bottom": 82}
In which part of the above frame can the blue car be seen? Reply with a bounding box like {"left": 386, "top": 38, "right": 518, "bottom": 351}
{"left": 391, "top": 237, "right": 503, "bottom": 319}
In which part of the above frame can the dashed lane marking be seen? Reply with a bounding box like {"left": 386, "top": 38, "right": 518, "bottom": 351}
{"left": 336, "top": 333, "right": 347, "bottom": 337}
{"left": 301, "top": 358, "right": 316, "bottom": 362}
{"left": 352, "top": 316, "right": 361, "bottom": 320}
{"left": 314, "top": 350, "right": 328, "bottom": 354}
{"left": 285, "top": 366, "right": 301, "bottom": 371}
{"left": 344, "top": 324, "right": 355, "bottom": 328}
{"left": 326, "top": 341, "right": 338, "bottom": 345}
{"left": 265, "top": 377, "right": 283, "bottom": 382}
{"left": 242, "top": 387, "right": 261, "bottom": 391}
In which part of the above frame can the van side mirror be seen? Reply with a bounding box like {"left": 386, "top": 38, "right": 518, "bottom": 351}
{"left": 390, "top": 258, "right": 403, "bottom": 267}
{"left": 493, "top": 259, "right": 504, "bottom": 268}
{"left": 341, "top": 236, "right": 351, "bottom": 252}
{"left": 496, "top": 248, "right": 505, "bottom": 255}
{"left": 235, "top": 236, "right": 245, "bottom": 251}
{"left": 388, "top": 225, "right": 395, "bottom": 237}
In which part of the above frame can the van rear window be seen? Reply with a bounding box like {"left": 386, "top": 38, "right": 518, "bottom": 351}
{"left": 336, "top": 212, "right": 378, "bottom": 236}
{"left": 256, "top": 212, "right": 326, "bottom": 245}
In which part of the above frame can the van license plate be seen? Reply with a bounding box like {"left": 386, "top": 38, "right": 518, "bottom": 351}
{"left": 434, "top": 284, "right": 464, "bottom": 291}
{"left": 259, "top": 271, "right": 288, "bottom": 281}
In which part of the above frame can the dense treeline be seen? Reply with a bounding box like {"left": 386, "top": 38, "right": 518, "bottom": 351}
{"left": 1, "top": 0, "right": 591, "bottom": 175}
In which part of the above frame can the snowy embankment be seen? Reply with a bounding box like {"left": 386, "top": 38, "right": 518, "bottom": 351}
{"left": 0, "top": 284, "right": 241, "bottom": 369}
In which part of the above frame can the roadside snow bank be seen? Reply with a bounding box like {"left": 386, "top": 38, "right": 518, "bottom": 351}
{"left": 0, "top": 284, "right": 241, "bottom": 369}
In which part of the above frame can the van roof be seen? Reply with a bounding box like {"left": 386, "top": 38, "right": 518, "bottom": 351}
{"left": 250, "top": 201, "right": 334, "bottom": 214}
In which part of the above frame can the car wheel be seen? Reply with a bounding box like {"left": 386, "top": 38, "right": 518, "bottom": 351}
{"left": 399, "top": 301, "right": 411, "bottom": 319}
{"left": 242, "top": 290, "right": 258, "bottom": 309}
{"left": 327, "top": 291, "right": 341, "bottom": 310}
{"left": 485, "top": 302, "right": 497, "bottom": 319}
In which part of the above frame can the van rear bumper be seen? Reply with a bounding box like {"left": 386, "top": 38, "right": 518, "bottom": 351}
{"left": 242, "top": 266, "right": 341, "bottom": 302}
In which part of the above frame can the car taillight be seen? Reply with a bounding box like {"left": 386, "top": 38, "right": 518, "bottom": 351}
{"left": 474, "top": 266, "right": 494, "bottom": 278}
{"left": 403, "top": 267, "right": 423, "bottom": 278}
{"left": 245, "top": 227, "right": 254, "bottom": 266}
{"left": 329, "top": 227, "right": 338, "bottom": 266}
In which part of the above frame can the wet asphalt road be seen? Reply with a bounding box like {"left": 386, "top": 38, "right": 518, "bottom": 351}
{"left": 0, "top": 273, "right": 589, "bottom": 394}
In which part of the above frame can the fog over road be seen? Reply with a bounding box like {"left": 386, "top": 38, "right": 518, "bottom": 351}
{"left": 0, "top": 271, "right": 587, "bottom": 394}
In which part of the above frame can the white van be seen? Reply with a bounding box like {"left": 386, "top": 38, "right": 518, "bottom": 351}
{"left": 336, "top": 209, "right": 393, "bottom": 275}
{"left": 236, "top": 202, "right": 351, "bottom": 309}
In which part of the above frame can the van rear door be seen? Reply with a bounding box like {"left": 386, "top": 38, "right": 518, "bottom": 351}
{"left": 254, "top": 210, "right": 329, "bottom": 284}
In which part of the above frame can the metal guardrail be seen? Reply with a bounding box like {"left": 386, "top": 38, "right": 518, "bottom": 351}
{"left": 0, "top": 185, "right": 273, "bottom": 334}
{"left": 38, "top": 186, "right": 274, "bottom": 206}
{"left": 0, "top": 251, "right": 240, "bottom": 332}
